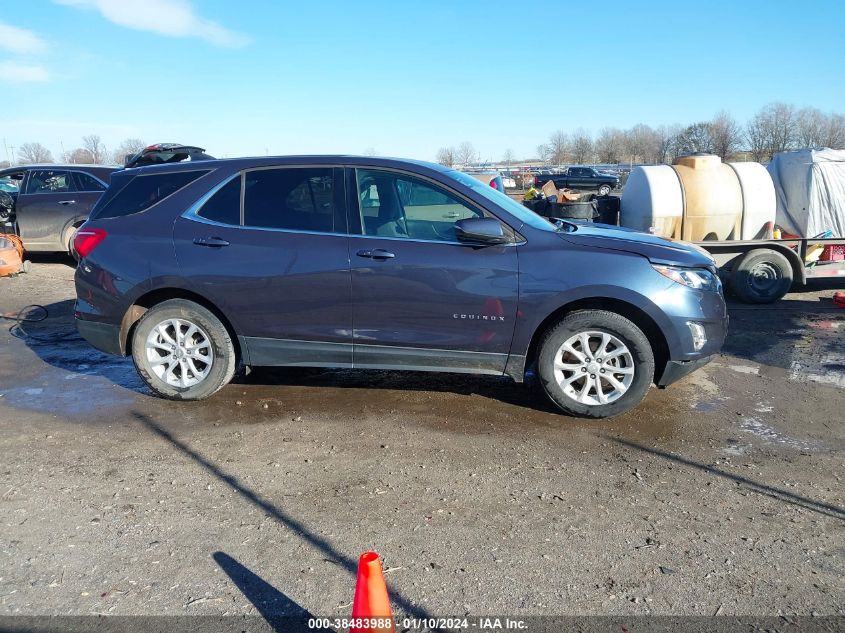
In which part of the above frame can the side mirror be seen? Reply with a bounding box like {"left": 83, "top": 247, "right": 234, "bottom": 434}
{"left": 455, "top": 218, "right": 509, "bottom": 245}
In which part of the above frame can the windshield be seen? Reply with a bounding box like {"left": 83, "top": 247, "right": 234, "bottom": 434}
{"left": 446, "top": 169, "right": 555, "bottom": 232}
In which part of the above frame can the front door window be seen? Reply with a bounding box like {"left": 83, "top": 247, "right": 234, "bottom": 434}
{"left": 356, "top": 169, "right": 485, "bottom": 242}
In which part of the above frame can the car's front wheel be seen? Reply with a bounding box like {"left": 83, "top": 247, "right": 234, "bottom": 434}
{"left": 537, "top": 310, "right": 655, "bottom": 418}
{"left": 131, "top": 299, "right": 236, "bottom": 400}
{"left": 598, "top": 184, "right": 612, "bottom": 196}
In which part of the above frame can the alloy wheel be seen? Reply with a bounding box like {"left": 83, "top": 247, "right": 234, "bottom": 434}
{"left": 553, "top": 330, "right": 635, "bottom": 405}
{"left": 145, "top": 318, "right": 214, "bottom": 388}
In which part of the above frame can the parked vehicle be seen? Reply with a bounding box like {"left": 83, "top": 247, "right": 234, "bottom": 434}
{"left": 0, "top": 165, "right": 116, "bottom": 253}
{"left": 464, "top": 170, "right": 506, "bottom": 192}
{"left": 74, "top": 156, "right": 727, "bottom": 418}
{"left": 536, "top": 166, "right": 620, "bottom": 196}
{"left": 699, "top": 237, "right": 845, "bottom": 303}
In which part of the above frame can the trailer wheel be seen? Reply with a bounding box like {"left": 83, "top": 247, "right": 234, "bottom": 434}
{"left": 729, "top": 248, "right": 793, "bottom": 303}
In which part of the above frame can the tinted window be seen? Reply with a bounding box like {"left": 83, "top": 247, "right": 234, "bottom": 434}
{"left": 73, "top": 171, "right": 106, "bottom": 192}
{"left": 92, "top": 170, "right": 208, "bottom": 219}
{"left": 25, "top": 170, "right": 75, "bottom": 194}
{"left": 357, "top": 169, "right": 485, "bottom": 242}
{"left": 243, "top": 168, "right": 337, "bottom": 232}
{"left": 197, "top": 177, "right": 241, "bottom": 225}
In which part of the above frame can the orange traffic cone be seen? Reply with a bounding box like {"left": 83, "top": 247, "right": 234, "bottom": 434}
{"left": 350, "top": 552, "right": 395, "bottom": 633}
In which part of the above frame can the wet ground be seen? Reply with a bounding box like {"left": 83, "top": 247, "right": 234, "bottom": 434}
{"left": 0, "top": 257, "right": 843, "bottom": 618}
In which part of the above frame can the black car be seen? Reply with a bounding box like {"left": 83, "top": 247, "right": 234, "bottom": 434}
{"left": 0, "top": 165, "right": 116, "bottom": 253}
{"left": 73, "top": 155, "right": 727, "bottom": 418}
{"left": 535, "top": 167, "right": 620, "bottom": 196}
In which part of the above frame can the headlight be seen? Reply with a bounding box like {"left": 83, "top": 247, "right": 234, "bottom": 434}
{"left": 653, "top": 264, "right": 721, "bottom": 292}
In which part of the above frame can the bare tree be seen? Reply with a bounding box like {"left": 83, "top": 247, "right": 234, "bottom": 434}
{"left": 18, "top": 142, "right": 53, "bottom": 164}
{"left": 622, "top": 124, "right": 664, "bottom": 164}
{"left": 82, "top": 134, "right": 107, "bottom": 164}
{"left": 455, "top": 141, "right": 477, "bottom": 166}
{"left": 795, "top": 107, "right": 826, "bottom": 148}
{"left": 436, "top": 146, "right": 456, "bottom": 167}
{"left": 570, "top": 128, "right": 593, "bottom": 164}
{"left": 709, "top": 111, "right": 742, "bottom": 160}
{"left": 61, "top": 148, "right": 95, "bottom": 164}
{"left": 111, "top": 138, "right": 147, "bottom": 165}
{"left": 766, "top": 102, "right": 797, "bottom": 156}
{"left": 547, "top": 131, "right": 569, "bottom": 165}
{"left": 674, "top": 122, "right": 714, "bottom": 156}
{"left": 824, "top": 113, "right": 845, "bottom": 149}
{"left": 743, "top": 102, "right": 798, "bottom": 160}
{"left": 536, "top": 143, "right": 552, "bottom": 165}
{"left": 502, "top": 148, "right": 516, "bottom": 167}
{"left": 594, "top": 127, "right": 624, "bottom": 164}
{"left": 655, "top": 124, "right": 682, "bottom": 164}
{"left": 745, "top": 111, "right": 770, "bottom": 162}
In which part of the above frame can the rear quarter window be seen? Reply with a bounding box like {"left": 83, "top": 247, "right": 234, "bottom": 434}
{"left": 91, "top": 170, "right": 208, "bottom": 219}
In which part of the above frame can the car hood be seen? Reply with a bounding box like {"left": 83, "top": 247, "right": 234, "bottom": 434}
{"left": 558, "top": 222, "right": 715, "bottom": 267}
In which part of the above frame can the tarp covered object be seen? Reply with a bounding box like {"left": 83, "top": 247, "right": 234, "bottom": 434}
{"left": 767, "top": 148, "right": 845, "bottom": 237}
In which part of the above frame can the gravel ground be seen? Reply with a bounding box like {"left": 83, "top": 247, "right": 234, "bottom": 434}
{"left": 0, "top": 256, "right": 843, "bottom": 621}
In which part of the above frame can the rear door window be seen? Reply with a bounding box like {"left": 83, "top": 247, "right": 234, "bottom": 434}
{"left": 24, "top": 170, "right": 75, "bottom": 194}
{"left": 92, "top": 170, "right": 208, "bottom": 219}
{"left": 242, "top": 167, "right": 343, "bottom": 233}
{"left": 73, "top": 171, "right": 106, "bottom": 192}
{"left": 197, "top": 177, "right": 241, "bottom": 225}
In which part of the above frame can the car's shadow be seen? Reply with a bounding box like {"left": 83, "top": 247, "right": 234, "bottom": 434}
{"left": 12, "top": 282, "right": 844, "bottom": 417}
{"left": 11, "top": 299, "right": 557, "bottom": 415}
{"left": 21, "top": 252, "right": 77, "bottom": 267}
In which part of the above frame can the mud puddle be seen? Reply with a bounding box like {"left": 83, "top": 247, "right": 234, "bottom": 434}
{"left": 0, "top": 335, "right": 144, "bottom": 418}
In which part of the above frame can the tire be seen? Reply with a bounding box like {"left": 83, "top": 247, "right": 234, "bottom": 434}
{"left": 131, "top": 299, "right": 236, "bottom": 400}
{"left": 537, "top": 310, "right": 655, "bottom": 419}
{"left": 598, "top": 184, "right": 611, "bottom": 196}
{"left": 729, "top": 249, "right": 793, "bottom": 304}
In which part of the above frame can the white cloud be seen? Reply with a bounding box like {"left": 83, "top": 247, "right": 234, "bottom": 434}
{"left": 55, "top": 0, "right": 251, "bottom": 48}
{"left": 0, "top": 21, "right": 48, "bottom": 55}
{"left": 0, "top": 61, "right": 51, "bottom": 82}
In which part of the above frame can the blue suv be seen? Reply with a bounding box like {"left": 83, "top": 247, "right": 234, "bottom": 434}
{"left": 73, "top": 156, "right": 727, "bottom": 418}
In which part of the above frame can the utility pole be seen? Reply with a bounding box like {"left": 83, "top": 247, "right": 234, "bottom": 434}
{"left": 2, "top": 138, "right": 9, "bottom": 165}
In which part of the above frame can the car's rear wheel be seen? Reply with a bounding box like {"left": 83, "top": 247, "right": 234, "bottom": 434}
{"left": 131, "top": 299, "right": 236, "bottom": 400}
{"left": 537, "top": 310, "right": 654, "bottom": 418}
{"left": 598, "top": 184, "right": 612, "bottom": 196}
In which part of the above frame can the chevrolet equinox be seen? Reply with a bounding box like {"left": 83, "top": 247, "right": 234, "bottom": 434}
{"left": 74, "top": 156, "right": 727, "bottom": 418}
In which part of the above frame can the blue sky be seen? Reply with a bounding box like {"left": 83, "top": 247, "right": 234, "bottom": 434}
{"left": 3, "top": 0, "right": 844, "bottom": 163}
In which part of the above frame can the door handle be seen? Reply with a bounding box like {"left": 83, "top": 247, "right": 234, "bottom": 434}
{"left": 58, "top": 200, "right": 76, "bottom": 206}
{"left": 193, "top": 237, "right": 230, "bottom": 247}
{"left": 444, "top": 212, "right": 460, "bottom": 218}
{"left": 356, "top": 248, "right": 395, "bottom": 259}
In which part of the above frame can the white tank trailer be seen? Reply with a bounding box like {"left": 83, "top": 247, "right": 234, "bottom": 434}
{"left": 618, "top": 154, "right": 845, "bottom": 304}
{"left": 620, "top": 155, "right": 775, "bottom": 241}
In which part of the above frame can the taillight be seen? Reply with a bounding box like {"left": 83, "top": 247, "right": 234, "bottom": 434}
{"left": 73, "top": 228, "right": 107, "bottom": 258}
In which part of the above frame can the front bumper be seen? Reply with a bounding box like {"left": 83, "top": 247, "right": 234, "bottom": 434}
{"left": 656, "top": 355, "right": 713, "bottom": 387}
{"left": 75, "top": 317, "right": 123, "bottom": 356}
